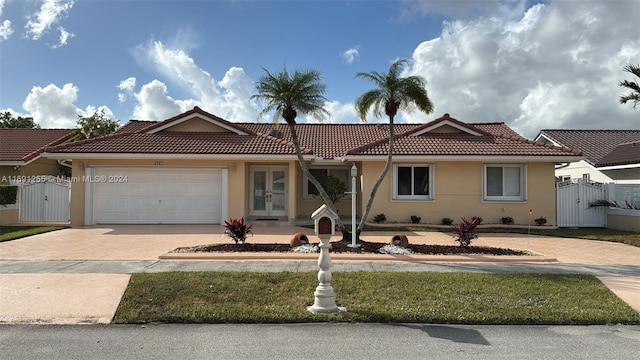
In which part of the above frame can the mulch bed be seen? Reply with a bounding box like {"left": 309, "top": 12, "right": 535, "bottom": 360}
{"left": 172, "top": 241, "right": 529, "bottom": 256}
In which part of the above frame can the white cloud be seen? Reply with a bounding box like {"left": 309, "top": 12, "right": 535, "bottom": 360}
{"left": 25, "top": 0, "right": 74, "bottom": 41}
{"left": 129, "top": 39, "right": 259, "bottom": 121}
{"left": 0, "top": 19, "right": 11, "bottom": 40}
{"left": 0, "top": 0, "right": 12, "bottom": 41}
{"left": 321, "top": 100, "right": 359, "bottom": 124}
{"left": 342, "top": 47, "right": 360, "bottom": 65}
{"left": 117, "top": 77, "right": 137, "bottom": 103}
{"left": 22, "top": 83, "right": 115, "bottom": 128}
{"left": 404, "top": 0, "right": 640, "bottom": 138}
{"left": 132, "top": 80, "right": 184, "bottom": 120}
{"left": 52, "top": 26, "right": 74, "bottom": 48}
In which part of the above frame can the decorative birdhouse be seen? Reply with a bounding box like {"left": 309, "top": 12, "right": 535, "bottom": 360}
{"left": 311, "top": 204, "right": 338, "bottom": 237}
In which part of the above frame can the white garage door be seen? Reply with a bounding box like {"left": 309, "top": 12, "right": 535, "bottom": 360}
{"left": 93, "top": 167, "right": 223, "bottom": 224}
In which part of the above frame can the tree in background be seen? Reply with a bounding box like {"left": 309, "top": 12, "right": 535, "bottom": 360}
{"left": 77, "top": 110, "right": 120, "bottom": 139}
{"left": 619, "top": 63, "right": 640, "bottom": 109}
{"left": 0, "top": 112, "right": 40, "bottom": 129}
{"left": 354, "top": 59, "right": 434, "bottom": 235}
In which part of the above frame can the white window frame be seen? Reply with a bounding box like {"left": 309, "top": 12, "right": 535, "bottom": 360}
{"left": 392, "top": 164, "right": 434, "bottom": 200}
{"left": 559, "top": 175, "right": 571, "bottom": 182}
{"left": 303, "top": 166, "right": 352, "bottom": 200}
{"left": 483, "top": 164, "right": 527, "bottom": 201}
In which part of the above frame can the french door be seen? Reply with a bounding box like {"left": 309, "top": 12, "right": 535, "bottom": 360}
{"left": 249, "top": 166, "right": 288, "bottom": 217}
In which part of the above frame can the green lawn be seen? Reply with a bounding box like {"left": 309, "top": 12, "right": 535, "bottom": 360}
{"left": 359, "top": 225, "right": 640, "bottom": 248}
{"left": 0, "top": 226, "right": 67, "bottom": 242}
{"left": 113, "top": 271, "right": 640, "bottom": 325}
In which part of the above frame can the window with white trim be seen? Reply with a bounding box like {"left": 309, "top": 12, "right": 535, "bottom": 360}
{"left": 484, "top": 164, "right": 526, "bottom": 201}
{"left": 393, "top": 164, "right": 433, "bottom": 200}
{"left": 304, "top": 167, "right": 351, "bottom": 200}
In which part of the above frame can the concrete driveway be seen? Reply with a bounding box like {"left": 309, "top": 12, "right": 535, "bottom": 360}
{"left": 1, "top": 225, "right": 639, "bottom": 324}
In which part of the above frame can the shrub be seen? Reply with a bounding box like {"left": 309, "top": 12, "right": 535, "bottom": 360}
{"left": 373, "top": 213, "right": 386, "bottom": 224}
{"left": 410, "top": 215, "right": 421, "bottom": 224}
{"left": 452, "top": 217, "right": 481, "bottom": 247}
{"left": 224, "top": 217, "right": 253, "bottom": 244}
{"left": 501, "top": 216, "right": 514, "bottom": 225}
{"left": 472, "top": 216, "right": 483, "bottom": 225}
{"left": 441, "top": 217, "right": 454, "bottom": 225}
{"left": 535, "top": 217, "right": 547, "bottom": 226}
{"left": 0, "top": 186, "right": 18, "bottom": 207}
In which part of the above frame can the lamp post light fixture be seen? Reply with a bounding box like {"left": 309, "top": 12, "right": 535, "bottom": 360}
{"left": 348, "top": 163, "right": 359, "bottom": 248}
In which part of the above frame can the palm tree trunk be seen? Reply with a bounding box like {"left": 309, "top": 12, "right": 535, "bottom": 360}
{"left": 288, "top": 124, "right": 345, "bottom": 230}
{"left": 357, "top": 115, "right": 395, "bottom": 233}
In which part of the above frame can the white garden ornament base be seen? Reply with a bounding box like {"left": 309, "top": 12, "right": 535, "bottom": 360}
{"left": 307, "top": 235, "right": 346, "bottom": 313}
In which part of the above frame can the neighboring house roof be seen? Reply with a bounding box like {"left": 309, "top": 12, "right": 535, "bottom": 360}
{"left": 44, "top": 107, "right": 581, "bottom": 161}
{"left": 597, "top": 141, "right": 640, "bottom": 167}
{"left": 536, "top": 130, "right": 640, "bottom": 167}
{"left": 0, "top": 128, "right": 79, "bottom": 164}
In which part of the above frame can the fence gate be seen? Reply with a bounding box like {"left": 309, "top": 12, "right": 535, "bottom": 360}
{"left": 556, "top": 180, "right": 607, "bottom": 227}
{"left": 19, "top": 177, "right": 71, "bottom": 223}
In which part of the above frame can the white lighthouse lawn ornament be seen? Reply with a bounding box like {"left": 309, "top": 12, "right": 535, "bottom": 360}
{"left": 307, "top": 204, "right": 346, "bottom": 313}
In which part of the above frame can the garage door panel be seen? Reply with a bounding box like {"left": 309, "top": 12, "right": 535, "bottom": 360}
{"left": 94, "top": 167, "right": 222, "bottom": 224}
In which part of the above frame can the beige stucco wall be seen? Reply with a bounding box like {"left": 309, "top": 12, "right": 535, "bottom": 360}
{"left": 167, "top": 117, "right": 230, "bottom": 132}
{"left": 1, "top": 159, "right": 64, "bottom": 184}
{"left": 66, "top": 156, "right": 558, "bottom": 227}
{"left": 0, "top": 208, "right": 18, "bottom": 225}
{"left": 361, "top": 161, "right": 557, "bottom": 226}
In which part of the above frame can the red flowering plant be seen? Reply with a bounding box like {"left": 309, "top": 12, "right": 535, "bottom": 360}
{"left": 224, "top": 217, "right": 253, "bottom": 244}
{"left": 452, "top": 217, "right": 481, "bottom": 247}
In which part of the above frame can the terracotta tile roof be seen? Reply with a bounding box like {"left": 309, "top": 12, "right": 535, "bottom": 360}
{"left": 114, "top": 120, "right": 157, "bottom": 134}
{"left": 45, "top": 109, "right": 580, "bottom": 159}
{"left": 0, "top": 128, "right": 79, "bottom": 162}
{"left": 538, "top": 130, "right": 640, "bottom": 165}
{"left": 597, "top": 141, "right": 640, "bottom": 167}
{"left": 46, "top": 131, "right": 308, "bottom": 155}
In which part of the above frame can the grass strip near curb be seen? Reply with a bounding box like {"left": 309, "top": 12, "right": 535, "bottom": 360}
{"left": 0, "top": 226, "right": 67, "bottom": 242}
{"left": 113, "top": 272, "right": 640, "bottom": 325}
{"left": 360, "top": 225, "right": 640, "bottom": 248}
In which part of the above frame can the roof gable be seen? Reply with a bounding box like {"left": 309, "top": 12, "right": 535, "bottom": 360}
{"left": 144, "top": 107, "right": 252, "bottom": 135}
{"left": 409, "top": 114, "right": 488, "bottom": 137}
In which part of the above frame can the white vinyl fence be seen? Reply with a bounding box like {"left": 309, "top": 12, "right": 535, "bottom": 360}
{"left": 556, "top": 179, "right": 607, "bottom": 227}
{"left": 19, "top": 176, "right": 70, "bottom": 223}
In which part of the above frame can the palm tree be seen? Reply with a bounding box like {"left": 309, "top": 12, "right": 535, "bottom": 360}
{"left": 355, "top": 59, "right": 434, "bottom": 233}
{"left": 251, "top": 67, "right": 346, "bottom": 230}
{"left": 619, "top": 63, "right": 640, "bottom": 109}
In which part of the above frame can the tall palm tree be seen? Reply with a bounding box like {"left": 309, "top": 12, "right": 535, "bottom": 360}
{"left": 619, "top": 63, "right": 640, "bottom": 109}
{"left": 251, "top": 67, "right": 346, "bottom": 230}
{"left": 355, "top": 59, "right": 434, "bottom": 233}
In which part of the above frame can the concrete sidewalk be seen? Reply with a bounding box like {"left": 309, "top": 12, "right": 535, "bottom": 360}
{"left": 1, "top": 225, "right": 639, "bottom": 324}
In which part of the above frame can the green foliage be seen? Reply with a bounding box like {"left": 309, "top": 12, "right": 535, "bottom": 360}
{"left": 0, "top": 186, "right": 18, "bottom": 207}
{"left": 619, "top": 63, "right": 640, "bottom": 109}
{"left": 372, "top": 213, "right": 386, "bottom": 224}
{"left": 77, "top": 109, "right": 120, "bottom": 139}
{"left": 0, "top": 226, "right": 67, "bottom": 242}
{"left": 441, "top": 217, "right": 454, "bottom": 225}
{"left": 501, "top": 216, "right": 514, "bottom": 225}
{"left": 535, "top": 217, "right": 547, "bottom": 226}
{"left": 452, "top": 217, "right": 481, "bottom": 247}
{"left": 0, "top": 111, "right": 39, "bottom": 128}
{"left": 410, "top": 215, "right": 421, "bottom": 224}
{"left": 317, "top": 175, "right": 347, "bottom": 204}
{"left": 114, "top": 272, "right": 640, "bottom": 325}
{"left": 224, "top": 217, "right": 253, "bottom": 244}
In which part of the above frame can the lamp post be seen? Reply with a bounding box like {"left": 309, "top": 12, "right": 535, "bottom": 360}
{"left": 348, "top": 163, "right": 359, "bottom": 248}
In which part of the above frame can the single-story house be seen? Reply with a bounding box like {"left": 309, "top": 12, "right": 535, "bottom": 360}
{"left": 1, "top": 128, "right": 79, "bottom": 224}
{"left": 535, "top": 130, "right": 640, "bottom": 184}
{"left": 43, "top": 107, "right": 582, "bottom": 226}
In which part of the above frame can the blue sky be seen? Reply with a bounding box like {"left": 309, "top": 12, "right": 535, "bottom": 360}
{"left": 0, "top": 0, "right": 638, "bottom": 138}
